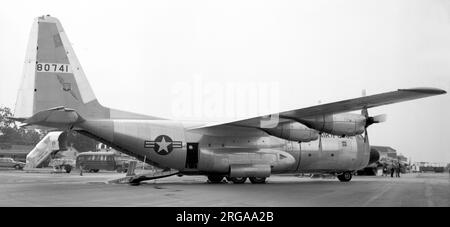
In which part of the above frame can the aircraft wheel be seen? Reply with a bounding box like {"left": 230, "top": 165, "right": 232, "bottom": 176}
{"left": 207, "top": 175, "right": 223, "bottom": 184}
{"left": 249, "top": 177, "right": 266, "bottom": 184}
{"left": 229, "top": 177, "right": 247, "bottom": 184}
{"left": 65, "top": 166, "right": 72, "bottom": 173}
{"left": 93, "top": 169, "right": 99, "bottom": 173}
{"left": 14, "top": 165, "right": 21, "bottom": 170}
{"left": 337, "top": 172, "right": 352, "bottom": 182}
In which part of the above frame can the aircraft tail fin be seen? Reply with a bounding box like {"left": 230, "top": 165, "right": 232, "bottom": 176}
{"left": 14, "top": 15, "right": 160, "bottom": 123}
{"left": 14, "top": 15, "right": 107, "bottom": 120}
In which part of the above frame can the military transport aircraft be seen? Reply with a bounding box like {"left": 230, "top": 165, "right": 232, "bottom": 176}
{"left": 11, "top": 15, "right": 446, "bottom": 184}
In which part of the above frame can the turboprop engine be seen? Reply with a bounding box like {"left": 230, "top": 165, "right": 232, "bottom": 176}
{"left": 263, "top": 122, "right": 319, "bottom": 142}
{"left": 298, "top": 113, "right": 386, "bottom": 137}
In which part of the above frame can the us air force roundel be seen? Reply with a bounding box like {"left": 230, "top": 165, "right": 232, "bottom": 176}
{"left": 144, "top": 135, "right": 182, "bottom": 155}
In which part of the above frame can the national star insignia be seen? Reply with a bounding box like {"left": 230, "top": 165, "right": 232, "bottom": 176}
{"left": 144, "top": 135, "right": 183, "bottom": 155}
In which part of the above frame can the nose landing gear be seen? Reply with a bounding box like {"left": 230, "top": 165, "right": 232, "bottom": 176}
{"left": 337, "top": 172, "right": 353, "bottom": 182}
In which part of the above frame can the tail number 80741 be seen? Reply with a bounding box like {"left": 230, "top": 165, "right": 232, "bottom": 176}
{"left": 36, "top": 63, "right": 71, "bottom": 73}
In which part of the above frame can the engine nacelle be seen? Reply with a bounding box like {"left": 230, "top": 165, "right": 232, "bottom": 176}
{"left": 264, "top": 122, "right": 319, "bottom": 142}
{"left": 299, "top": 113, "right": 366, "bottom": 136}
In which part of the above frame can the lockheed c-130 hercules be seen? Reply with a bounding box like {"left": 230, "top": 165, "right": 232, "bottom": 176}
{"left": 11, "top": 15, "right": 446, "bottom": 184}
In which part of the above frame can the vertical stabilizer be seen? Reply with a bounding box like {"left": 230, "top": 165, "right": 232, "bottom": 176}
{"left": 14, "top": 15, "right": 106, "bottom": 119}
{"left": 14, "top": 15, "right": 163, "bottom": 123}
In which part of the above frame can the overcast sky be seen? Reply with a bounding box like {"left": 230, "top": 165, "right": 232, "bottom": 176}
{"left": 0, "top": 0, "right": 449, "bottom": 163}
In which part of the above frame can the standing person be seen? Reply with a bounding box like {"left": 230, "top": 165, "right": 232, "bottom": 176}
{"left": 383, "top": 166, "right": 388, "bottom": 177}
{"left": 390, "top": 163, "right": 395, "bottom": 178}
{"left": 79, "top": 164, "right": 83, "bottom": 176}
{"left": 396, "top": 163, "right": 401, "bottom": 178}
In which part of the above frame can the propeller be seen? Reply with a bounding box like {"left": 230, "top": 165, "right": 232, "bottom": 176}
{"left": 318, "top": 132, "right": 322, "bottom": 152}
{"left": 361, "top": 89, "right": 387, "bottom": 143}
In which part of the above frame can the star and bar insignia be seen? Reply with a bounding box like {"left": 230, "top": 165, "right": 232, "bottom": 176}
{"left": 144, "top": 135, "right": 182, "bottom": 155}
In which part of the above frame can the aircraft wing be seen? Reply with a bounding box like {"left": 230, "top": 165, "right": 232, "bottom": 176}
{"left": 188, "top": 87, "right": 446, "bottom": 135}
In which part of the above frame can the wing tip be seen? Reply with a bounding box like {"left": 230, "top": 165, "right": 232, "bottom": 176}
{"left": 398, "top": 87, "right": 447, "bottom": 95}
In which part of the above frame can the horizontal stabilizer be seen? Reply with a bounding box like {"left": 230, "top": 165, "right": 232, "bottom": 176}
{"left": 21, "top": 106, "right": 84, "bottom": 129}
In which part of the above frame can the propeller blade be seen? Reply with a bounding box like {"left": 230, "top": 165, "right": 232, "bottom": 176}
{"left": 364, "top": 128, "right": 368, "bottom": 143}
{"left": 366, "top": 114, "right": 387, "bottom": 127}
{"left": 318, "top": 133, "right": 322, "bottom": 152}
{"left": 372, "top": 114, "right": 387, "bottom": 123}
{"left": 361, "top": 107, "right": 368, "bottom": 118}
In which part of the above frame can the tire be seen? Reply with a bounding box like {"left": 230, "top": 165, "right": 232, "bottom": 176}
{"left": 14, "top": 165, "right": 22, "bottom": 170}
{"left": 207, "top": 175, "right": 224, "bottom": 183}
{"left": 249, "top": 177, "right": 266, "bottom": 184}
{"left": 229, "top": 177, "right": 247, "bottom": 184}
{"left": 337, "top": 172, "right": 352, "bottom": 182}
{"left": 65, "top": 166, "right": 72, "bottom": 173}
{"left": 93, "top": 169, "right": 99, "bottom": 173}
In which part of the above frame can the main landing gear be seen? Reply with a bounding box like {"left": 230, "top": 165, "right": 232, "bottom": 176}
{"left": 249, "top": 177, "right": 267, "bottom": 184}
{"left": 207, "top": 176, "right": 267, "bottom": 184}
{"left": 337, "top": 171, "right": 353, "bottom": 182}
{"left": 207, "top": 175, "right": 225, "bottom": 184}
{"left": 226, "top": 177, "right": 247, "bottom": 184}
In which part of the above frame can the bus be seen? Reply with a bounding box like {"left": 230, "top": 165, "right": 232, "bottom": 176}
{"left": 76, "top": 152, "right": 121, "bottom": 173}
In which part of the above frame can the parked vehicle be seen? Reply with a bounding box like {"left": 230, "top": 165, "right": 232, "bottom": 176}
{"left": 76, "top": 152, "right": 129, "bottom": 173}
{"left": 0, "top": 157, "right": 26, "bottom": 170}
{"left": 49, "top": 158, "right": 76, "bottom": 173}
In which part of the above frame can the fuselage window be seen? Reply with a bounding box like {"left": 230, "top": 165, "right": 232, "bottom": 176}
{"left": 342, "top": 141, "right": 347, "bottom": 147}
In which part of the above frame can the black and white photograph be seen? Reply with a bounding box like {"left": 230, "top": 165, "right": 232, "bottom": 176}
{"left": 0, "top": 0, "right": 449, "bottom": 218}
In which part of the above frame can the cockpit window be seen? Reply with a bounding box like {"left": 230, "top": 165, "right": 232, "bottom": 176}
{"left": 280, "top": 154, "right": 287, "bottom": 160}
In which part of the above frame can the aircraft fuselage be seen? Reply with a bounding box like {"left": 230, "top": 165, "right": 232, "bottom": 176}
{"left": 76, "top": 119, "right": 370, "bottom": 176}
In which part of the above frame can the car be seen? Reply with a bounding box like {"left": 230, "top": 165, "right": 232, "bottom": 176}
{"left": 0, "top": 157, "right": 26, "bottom": 170}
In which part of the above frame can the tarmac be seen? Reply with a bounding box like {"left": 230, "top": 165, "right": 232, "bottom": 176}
{"left": 0, "top": 169, "right": 449, "bottom": 206}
